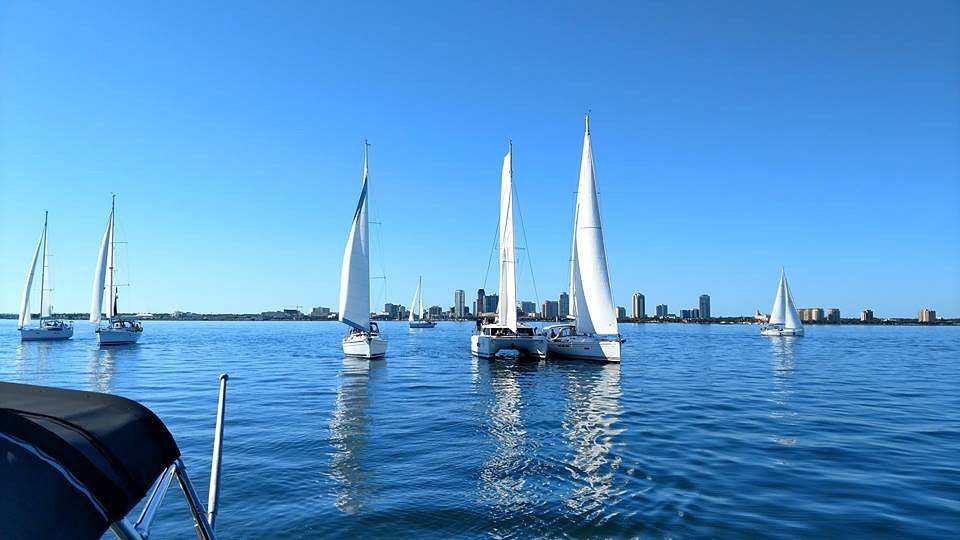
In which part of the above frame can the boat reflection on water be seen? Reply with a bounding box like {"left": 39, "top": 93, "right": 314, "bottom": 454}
{"left": 88, "top": 346, "right": 119, "bottom": 393}
{"left": 14, "top": 340, "right": 53, "bottom": 383}
{"left": 561, "top": 361, "right": 624, "bottom": 519}
{"left": 329, "top": 357, "right": 384, "bottom": 514}
{"left": 769, "top": 337, "right": 798, "bottom": 448}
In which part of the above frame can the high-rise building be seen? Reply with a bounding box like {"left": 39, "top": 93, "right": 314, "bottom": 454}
{"left": 680, "top": 308, "right": 700, "bottom": 319}
{"left": 655, "top": 304, "right": 668, "bottom": 317}
{"left": 632, "top": 292, "right": 645, "bottom": 320}
{"left": 558, "top": 292, "right": 570, "bottom": 319}
{"left": 616, "top": 306, "right": 627, "bottom": 320}
{"left": 475, "top": 289, "right": 486, "bottom": 317}
{"left": 919, "top": 308, "right": 937, "bottom": 323}
{"left": 860, "top": 309, "right": 874, "bottom": 322}
{"left": 520, "top": 301, "right": 536, "bottom": 316}
{"left": 384, "top": 303, "right": 399, "bottom": 319}
{"left": 798, "top": 308, "right": 824, "bottom": 322}
{"left": 826, "top": 308, "right": 840, "bottom": 322}
{"left": 542, "top": 300, "right": 559, "bottom": 320}
{"left": 454, "top": 290, "right": 466, "bottom": 319}
{"left": 699, "top": 294, "right": 711, "bottom": 319}
{"left": 428, "top": 305, "right": 443, "bottom": 318}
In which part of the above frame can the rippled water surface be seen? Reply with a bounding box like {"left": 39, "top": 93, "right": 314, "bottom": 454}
{"left": 2, "top": 320, "right": 959, "bottom": 538}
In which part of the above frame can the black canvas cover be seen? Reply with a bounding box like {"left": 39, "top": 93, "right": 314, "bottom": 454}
{"left": 0, "top": 382, "right": 180, "bottom": 539}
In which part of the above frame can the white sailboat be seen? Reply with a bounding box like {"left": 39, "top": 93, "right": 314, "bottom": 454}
{"left": 761, "top": 269, "right": 804, "bottom": 337}
{"left": 18, "top": 212, "right": 74, "bottom": 341}
{"left": 91, "top": 196, "right": 143, "bottom": 345}
{"left": 408, "top": 276, "right": 436, "bottom": 328}
{"left": 471, "top": 142, "right": 548, "bottom": 360}
{"left": 339, "top": 142, "right": 387, "bottom": 358}
{"left": 545, "top": 115, "right": 623, "bottom": 361}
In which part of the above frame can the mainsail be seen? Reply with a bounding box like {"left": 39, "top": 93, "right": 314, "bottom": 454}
{"left": 768, "top": 271, "right": 787, "bottom": 327}
{"left": 339, "top": 144, "right": 372, "bottom": 331}
{"left": 570, "top": 115, "right": 618, "bottom": 336}
{"left": 409, "top": 277, "right": 422, "bottom": 322}
{"left": 496, "top": 143, "right": 518, "bottom": 332}
{"left": 782, "top": 273, "right": 803, "bottom": 331}
{"left": 90, "top": 203, "right": 115, "bottom": 324}
{"left": 18, "top": 224, "right": 44, "bottom": 329}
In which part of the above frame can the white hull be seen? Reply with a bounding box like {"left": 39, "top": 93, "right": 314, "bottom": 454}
{"left": 548, "top": 335, "right": 621, "bottom": 362}
{"left": 343, "top": 333, "right": 387, "bottom": 358}
{"left": 409, "top": 321, "right": 436, "bottom": 328}
{"left": 97, "top": 327, "right": 142, "bottom": 345}
{"left": 471, "top": 334, "right": 547, "bottom": 359}
{"left": 761, "top": 326, "right": 804, "bottom": 337}
{"left": 20, "top": 325, "right": 74, "bottom": 341}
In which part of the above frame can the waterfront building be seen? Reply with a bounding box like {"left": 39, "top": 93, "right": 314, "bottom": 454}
{"left": 310, "top": 306, "right": 332, "bottom": 318}
{"left": 484, "top": 294, "right": 499, "bottom": 314}
{"left": 428, "top": 305, "right": 443, "bottom": 318}
{"left": 384, "top": 303, "right": 399, "bottom": 319}
{"left": 454, "top": 290, "right": 466, "bottom": 319}
{"left": 861, "top": 309, "right": 874, "bottom": 322}
{"left": 558, "top": 292, "right": 570, "bottom": 319}
{"left": 475, "top": 289, "right": 485, "bottom": 317}
{"left": 699, "top": 294, "right": 711, "bottom": 319}
{"left": 680, "top": 308, "right": 700, "bottom": 320}
{"left": 826, "top": 308, "right": 840, "bottom": 322}
{"left": 798, "top": 308, "right": 824, "bottom": 322}
{"left": 632, "top": 292, "right": 645, "bottom": 319}
{"left": 616, "top": 306, "right": 627, "bottom": 320}
{"left": 520, "top": 301, "right": 536, "bottom": 316}
{"left": 542, "top": 300, "right": 559, "bottom": 320}
{"left": 918, "top": 308, "right": 937, "bottom": 323}
{"left": 655, "top": 304, "right": 668, "bottom": 318}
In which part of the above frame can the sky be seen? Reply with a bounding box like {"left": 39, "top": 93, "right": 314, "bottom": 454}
{"left": 1, "top": 0, "right": 958, "bottom": 318}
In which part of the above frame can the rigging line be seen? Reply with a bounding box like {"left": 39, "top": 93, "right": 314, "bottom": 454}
{"left": 513, "top": 177, "right": 540, "bottom": 307}
{"left": 481, "top": 218, "right": 499, "bottom": 292}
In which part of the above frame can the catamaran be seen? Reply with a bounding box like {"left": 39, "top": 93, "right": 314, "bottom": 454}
{"left": 761, "top": 269, "right": 804, "bottom": 337}
{"left": 18, "top": 211, "right": 74, "bottom": 341}
{"left": 408, "top": 276, "right": 436, "bottom": 328}
{"left": 91, "top": 196, "right": 143, "bottom": 345}
{"left": 471, "top": 142, "right": 548, "bottom": 360}
{"left": 545, "top": 115, "right": 623, "bottom": 361}
{"left": 339, "top": 142, "right": 387, "bottom": 358}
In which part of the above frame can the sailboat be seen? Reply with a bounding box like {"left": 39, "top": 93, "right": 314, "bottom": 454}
{"left": 91, "top": 195, "right": 143, "bottom": 345}
{"left": 339, "top": 142, "right": 387, "bottom": 358}
{"left": 545, "top": 114, "right": 622, "bottom": 361}
{"left": 18, "top": 212, "right": 74, "bottom": 341}
{"left": 470, "top": 142, "right": 548, "bottom": 360}
{"left": 408, "top": 276, "right": 436, "bottom": 328}
{"left": 761, "top": 269, "right": 804, "bottom": 337}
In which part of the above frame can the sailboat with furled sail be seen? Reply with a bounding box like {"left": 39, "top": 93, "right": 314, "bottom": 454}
{"left": 545, "top": 114, "right": 623, "bottom": 361}
{"left": 18, "top": 212, "right": 73, "bottom": 341}
{"left": 409, "top": 276, "right": 436, "bottom": 328}
{"left": 339, "top": 142, "right": 387, "bottom": 358}
{"left": 91, "top": 195, "right": 143, "bottom": 345}
{"left": 470, "top": 141, "right": 548, "bottom": 359}
{"left": 761, "top": 269, "right": 804, "bottom": 337}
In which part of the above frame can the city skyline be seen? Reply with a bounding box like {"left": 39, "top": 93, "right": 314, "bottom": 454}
{"left": 2, "top": 2, "right": 958, "bottom": 318}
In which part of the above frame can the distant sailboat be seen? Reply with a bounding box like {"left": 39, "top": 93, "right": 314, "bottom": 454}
{"left": 339, "top": 142, "right": 388, "bottom": 358}
{"left": 18, "top": 212, "right": 74, "bottom": 341}
{"left": 91, "top": 195, "right": 143, "bottom": 345}
{"left": 761, "top": 269, "right": 804, "bottom": 337}
{"left": 470, "top": 142, "right": 548, "bottom": 359}
{"left": 545, "top": 114, "right": 622, "bottom": 361}
{"left": 409, "top": 276, "right": 436, "bottom": 328}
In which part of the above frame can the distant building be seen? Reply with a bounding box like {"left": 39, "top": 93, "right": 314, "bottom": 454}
{"left": 384, "top": 303, "right": 399, "bottom": 319}
{"left": 542, "top": 300, "right": 559, "bottom": 320}
{"left": 484, "top": 294, "right": 499, "bottom": 314}
{"left": 475, "top": 289, "right": 486, "bottom": 316}
{"left": 699, "top": 294, "right": 711, "bottom": 319}
{"left": 520, "top": 301, "right": 536, "bottom": 316}
{"left": 680, "top": 308, "right": 700, "bottom": 319}
{"left": 632, "top": 292, "right": 645, "bottom": 319}
{"left": 558, "top": 292, "right": 570, "bottom": 319}
{"left": 428, "top": 305, "right": 443, "bottom": 318}
{"left": 861, "top": 309, "right": 874, "bottom": 322}
{"left": 919, "top": 308, "right": 937, "bottom": 323}
{"left": 798, "top": 308, "right": 824, "bottom": 322}
{"left": 454, "top": 290, "right": 466, "bottom": 319}
{"left": 310, "top": 306, "right": 332, "bottom": 318}
{"left": 826, "top": 308, "right": 840, "bottom": 322}
{"left": 655, "top": 304, "right": 668, "bottom": 318}
{"left": 616, "top": 306, "right": 626, "bottom": 320}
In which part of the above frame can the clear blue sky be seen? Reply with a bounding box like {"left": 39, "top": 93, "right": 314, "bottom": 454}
{"left": 2, "top": 1, "right": 958, "bottom": 318}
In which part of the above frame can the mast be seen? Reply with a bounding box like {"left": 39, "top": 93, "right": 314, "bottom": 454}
{"left": 107, "top": 194, "right": 117, "bottom": 319}
{"left": 418, "top": 276, "right": 423, "bottom": 320}
{"left": 39, "top": 211, "right": 48, "bottom": 323}
{"left": 497, "top": 140, "right": 518, "bottom": 332}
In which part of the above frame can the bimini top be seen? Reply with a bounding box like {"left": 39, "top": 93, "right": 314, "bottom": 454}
{"left": 0, "top": 382, "right": 180, "bottom": 539}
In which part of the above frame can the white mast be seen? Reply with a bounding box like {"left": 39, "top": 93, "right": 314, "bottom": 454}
{"left": 17, "top": 217, "right": 44, "bottom": 330}
{"left": 570, "top": 114, "right": 618, "bottom": 336}
{"left": 339, "top": 142, "right": 372, "bottom": 331}
{"left": 496, "top": 141, "right": 518, "bottom": 332}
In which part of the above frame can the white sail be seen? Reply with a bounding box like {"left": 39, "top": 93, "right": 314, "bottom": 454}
{"left": 339, "top": 144, "right": 371, "bottom": 331}
{"left": 768, "top": 270, "right": 787, "bottom": 326}
{"left": 18, "top": 229, "right": 43, "bottom": 329}
{"left": 409, "top": 278, "right": 421, "bottom": 322}
{"left": 497, "top": 143, "right": 518, "bottom": 332}
{"left": 90, "top": 209, "right": 113, "bottom": 323}
{"left": 782, "top": 273, "right": 803, "bottom": 331}
{"left": 570, "top": 115, "right": 618, "bottom": 336}
{"left": 104, "top": 211, "right": 116, "bottom": 319}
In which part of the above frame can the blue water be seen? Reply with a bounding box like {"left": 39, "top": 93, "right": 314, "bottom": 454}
{"left": 2, "top": 320, "right": 959, "bottom": 538}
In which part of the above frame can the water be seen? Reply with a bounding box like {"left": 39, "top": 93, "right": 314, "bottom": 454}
{"left": 2, "top": 320, "right": 959, "bottom": 538}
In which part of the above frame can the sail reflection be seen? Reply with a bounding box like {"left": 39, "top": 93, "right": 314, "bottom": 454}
{"left": 561, "top": 362, "right": 624, "bottom": 518}
{"left": 770, "top": 337, "right": 798, "bottom": 448}
{"left": 13, "top": 341, "right": 52, "bottom": 383}
{"left": 88, "top": 347, "right": 118, "bottom": 393}
{"left": 329, "top": 357, "right": 383, "bottom": 514}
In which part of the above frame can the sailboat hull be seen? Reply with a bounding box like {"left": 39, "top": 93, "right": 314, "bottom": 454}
{"left": 548, "top": 335, "right": 621, "bottom": 362}
{"left": 97, "top": 327, "right": 142, "bottom": 345}
{"left": 343, "top": 333, "right": 388, "bottom": 358}
{"left": 761, "top": 326, "right": 804, "bottom": 337}
{"left": 471, "top": 334, "right": 548, "bottom": 360}
{"left": 409, "top": 321, "right": 436, "bottom": 328}
{"left": 20, "top": 325, "right": 74, "bottom": 341}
